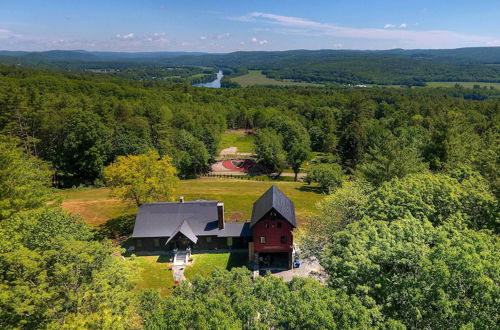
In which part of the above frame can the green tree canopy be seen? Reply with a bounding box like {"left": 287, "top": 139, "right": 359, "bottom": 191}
{"left": 104, "top": 149, "right": 179, "bottom": 206}
{"left": 254, "top": 128, "right": 287, "bottom": 174}
{"left": 139, "top": 268, "right": 400, "bottom": 330}
{"left": 0, "top": 135, "right": 53, "bottom": 220}
{"left": 321, "top": 217, "right": 500, "bottom": 329}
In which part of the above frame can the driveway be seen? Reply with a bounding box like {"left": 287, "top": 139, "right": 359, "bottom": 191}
{"left": 263, "top": 257, "right": 327, "bottom": 282}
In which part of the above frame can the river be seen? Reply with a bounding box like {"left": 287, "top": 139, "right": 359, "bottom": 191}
{"left": 193, "top": 70, "right": 223, "bottom": 88}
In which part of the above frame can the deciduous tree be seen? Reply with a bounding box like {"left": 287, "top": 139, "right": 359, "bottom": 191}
{"left": 104, "top": 149, "right": 179, "bottom": 206}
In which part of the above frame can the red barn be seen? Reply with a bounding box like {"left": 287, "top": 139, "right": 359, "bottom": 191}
{"left": 250, "top": 185, "right": 296, "bottom": 269}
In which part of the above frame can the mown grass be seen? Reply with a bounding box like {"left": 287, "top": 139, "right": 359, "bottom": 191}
{"left": 60, "top": 178, "right": 321, "bottom": 226}
{"left": 184, "top": 252, "right": 248, "bottom": 281}
{"left": 219, "top": 131, "right": 255, "bottom": 153}
{"left": 231, "top": 70, "right": 323, "bottom": 87}
{"left": 129, "top": 255, "right": 174, "bottom": 296}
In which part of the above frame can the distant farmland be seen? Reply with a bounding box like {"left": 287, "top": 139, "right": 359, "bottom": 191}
{"left": 230, "top": 70, "right": 323, "bottom": 87}
{"left": 426, "top": 81, "right": 500, "bottom": 89}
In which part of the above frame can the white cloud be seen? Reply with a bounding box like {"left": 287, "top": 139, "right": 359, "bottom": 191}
{"left": 216, "top": 33, "right": 231, "bottom": 39}
{"left": 487, "top": 40, "right": 500, "bottom": 46}
{"left": 240, "top": 41, "right": 245, "bottom": 45}
{"left": 251, "top": 37, "right": 258, "bottom": 43}
{"left": 199, "top": 33, "right": 231, "bottom": 41}
{"left": 385, "top": 23, "right": 407, "bottom": 29}
{"left": 238, "top": 12, "right": 490, "bottom": 48}
{"left": 0, "top": 29, "right": 22, "bottom": 39}
{"left": 259, "top": 39, "right": 268, "bottom": 45}
{"left": 115, "top": 33, "right": 135, "bottom": 39}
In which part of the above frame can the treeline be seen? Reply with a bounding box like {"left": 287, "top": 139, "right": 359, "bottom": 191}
{"left": 3, "top": 48, "right": 500, "bottom": 85}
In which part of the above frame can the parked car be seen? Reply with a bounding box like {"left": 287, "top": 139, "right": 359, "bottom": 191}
{"left": 294, "top": 257, "right": 301, "bottom": 268}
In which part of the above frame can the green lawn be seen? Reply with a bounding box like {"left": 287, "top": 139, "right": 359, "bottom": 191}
{"left": 231, "top": 70, "right": 323, "bottom": 87}
{"left": 184, "top": 252, "right": 248, "bottom": 281}
{"left": 426, "top": 81, "right": 500, "bottom": 89}
{"left": 219, "top": 130, "right": 255, "bottom": 153}
{"left": 60, "top": 178, "right": 321, "bottom": 226}
{"left": 60, "top": 187, "right": 136, "bottom": 226}
{"left": 130, "top": 255, "right": 174, "bottom": 296}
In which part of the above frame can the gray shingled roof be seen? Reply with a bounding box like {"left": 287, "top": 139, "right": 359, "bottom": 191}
{"left": 132, "top": 201, "right": 252, "bottom": 239}
{"left": 250, "top": 185, "right": 296, "bottom": 228}
{"left": 217, "top": 222, "right": 251, "bottom": 237}
{"left": 165, "top": 219, "right": 198, "bottom": 244}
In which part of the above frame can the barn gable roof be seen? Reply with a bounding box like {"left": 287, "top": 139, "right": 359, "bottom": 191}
{"left": 166, "top": 219, "right": 198, "bottom": 244}
{"left": 250, "top": 185, "right": 296, "bottom": 228}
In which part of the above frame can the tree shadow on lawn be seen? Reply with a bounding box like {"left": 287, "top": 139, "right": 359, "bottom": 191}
{"left": 295, "top": 184, "right": 324, "bottom": 194}
{"left": 96, "top": 214, "right": 135, "bottom": 240}
{"left": 227, "top": 251, "right": 249, "bottom": 270}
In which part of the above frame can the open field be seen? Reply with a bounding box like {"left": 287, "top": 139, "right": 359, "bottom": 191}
{"left": 184, "top": 252, "right": 248, "bottom": 281}
{"left": 426, "top": 81, "right": 500, "bottom": 88}
{"left": 60, "top": 178, "right": 321, "bottom": 226}
{"left": 218, "top": 130, "right": 254, "bottom": 154}
{"left": 129, "top": 255, "right": 174, "bottom": 296}
{"left": 231, "top": 70, "right": 323, "bottom": 87}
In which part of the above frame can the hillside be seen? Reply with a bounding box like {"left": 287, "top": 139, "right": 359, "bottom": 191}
{"left": 1, "top": 47, "right": 500, "bottom": 85}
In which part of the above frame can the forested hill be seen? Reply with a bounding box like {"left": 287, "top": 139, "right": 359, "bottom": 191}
{"left": 1, "top": 47, "right": 500, "bottom": 85}
{"left": 0, "top": 65, "right": 498, "bottom": 194}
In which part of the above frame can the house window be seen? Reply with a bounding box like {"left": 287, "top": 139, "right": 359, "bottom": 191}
{"left": 227, "top": 237, "right": 233, "bottom": 246}
{"left": 206, "top": 236, "right": 212, "bottom": 243}
{"left": 153, "top": 238, "right": 160, "bottom": 248}
{"left": 277, "top": 222, "right": 282, "bottom": 228}
{"left": 260, "top": 236, "right": 266, "bottom": 244}
{"left": 280, "top": 236, "right": 287, "bottom": 244}
{"left": 136, "top": 239, "right": 142, "bottom": 248}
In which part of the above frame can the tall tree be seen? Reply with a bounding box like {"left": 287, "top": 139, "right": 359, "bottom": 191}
{"left": 0, "top": 135, "right": 53, "bottom": 220}
{"left": 254, "top": 128, "right": 287, "bottom": 174}
{"left": 104, "top": 149, "right": 179, "bottom": 206}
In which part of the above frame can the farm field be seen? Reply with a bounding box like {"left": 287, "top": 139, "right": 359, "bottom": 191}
{"left": 218, "top": 130, "right": 255, "bottom": 154}
{"left": 426, "top": 81, "right": 500, "bottom": 88}
{"left": 184, "top": 252, "right": 249, "bottom": 281}
{"left": 231, "top": 70, "right": 323, "bottom": 87}
{"left": 60, "top": 178, "right": 321, "bottom": 226}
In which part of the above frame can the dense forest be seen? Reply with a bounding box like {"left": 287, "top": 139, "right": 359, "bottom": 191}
{"left": 2, "top": 47, "right": 500, "bottom": 85}
{"left": 0, "top": 64, "right": 498, "bottom": 328}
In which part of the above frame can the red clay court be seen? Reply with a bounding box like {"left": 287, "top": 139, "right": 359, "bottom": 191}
{"left": 221, "top": 159, "right": 255, "bottom": 171}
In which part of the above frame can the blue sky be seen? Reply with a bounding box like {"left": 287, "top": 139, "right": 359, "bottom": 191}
{"left": 1, "top": 0, "right": 499, "bottom": 52}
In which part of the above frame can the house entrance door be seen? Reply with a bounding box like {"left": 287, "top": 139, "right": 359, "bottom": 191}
{"left": 177, "top": 237, "right": 190, "bottom": 249}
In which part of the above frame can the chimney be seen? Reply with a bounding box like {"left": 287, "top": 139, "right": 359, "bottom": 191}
{"left": 179, "top": 196, "right": 184, "bottom": 203}
{"left": 217, "top": 202, "right": 225, "bottom": 229}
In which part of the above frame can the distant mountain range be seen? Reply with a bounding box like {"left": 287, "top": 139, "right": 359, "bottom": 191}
{"left": 1, "top": 47, "right": 499, "bottom": 85}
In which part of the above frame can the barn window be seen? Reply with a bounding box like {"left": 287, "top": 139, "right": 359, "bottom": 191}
{"left": 280, "top": 236, "right": 286, "bottom": 244}
{"left": 206, "top": 236, "right": 212, "bottom": 243}
{"left": 136, "top": 239, "right": 143, "bottom": 248}
{"left": 264, "top": 223, "right": 269, "bottom": 229}
{"left": 277, "top": 222, "right": 282, "bottom": 228}
{"left": 154, "top": 238, "right": 160, "bottom": 247}
{"left": 260, "top": 236, "right": 266, "bottom": 244}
